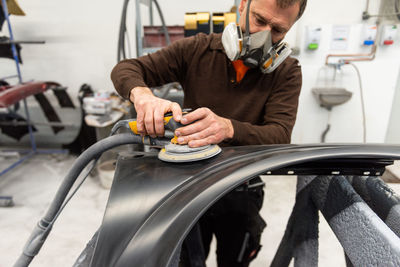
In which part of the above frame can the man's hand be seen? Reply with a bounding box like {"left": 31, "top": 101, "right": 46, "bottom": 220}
{"left": 130, "top": 86, "right": 182, "bottom": 137}
{"left": 174, "top": 108, "right": 234, "bottom": 148}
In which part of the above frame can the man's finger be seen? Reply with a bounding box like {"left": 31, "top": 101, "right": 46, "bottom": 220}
{"left": 187, "top": 137, "right": 212, "bottom": 148}
{"left": 136, "top": 111, "right": 145, "bottom": 134}
{"left": 176, "top": 119, "right": 207, "bottom": 137}
{"left": 154, "top": 107, "right": 165, "bottom": 137}
{"left": 170, "top": 102, "right": 182, "bottom": 122}
{"left": 144, "top": 107, "right": 156, "bottom": 137}
{"left": 177, "top": 127, "right": 212, "bottom": 144}
{"left": 181, "top": 107, "right": 208, "bottom": 125}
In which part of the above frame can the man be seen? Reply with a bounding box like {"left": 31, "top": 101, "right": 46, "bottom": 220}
{"left": 111, "top": 0, "right": 306, "bottom": 265}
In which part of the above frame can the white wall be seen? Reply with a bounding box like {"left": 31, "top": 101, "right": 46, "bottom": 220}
{"left": 2, "top": 0, "right": 399, "bottom": 144}
{"left": 1, "top": 0, "right": 122, "bottom": 94}
{"left": 386, "top": 68, "right": 400, "bottom": 143}
{"left": 0, "top": 0, "right": 234, "bottom": 93}
{"left": 290, "top": 0, "right": 400, "bottom": 144}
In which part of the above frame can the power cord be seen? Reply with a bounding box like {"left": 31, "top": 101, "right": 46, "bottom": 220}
{"left": 346, "top": 62, "right": 367, "bottom": 143}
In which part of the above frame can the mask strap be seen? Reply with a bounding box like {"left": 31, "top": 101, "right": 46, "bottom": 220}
{"left": 243, "top": 0, "right": 252, "bottom": 54}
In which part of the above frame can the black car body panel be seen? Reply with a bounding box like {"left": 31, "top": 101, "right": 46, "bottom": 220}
{"left": 91, "top": 144, "right": 400, "bottom": 267}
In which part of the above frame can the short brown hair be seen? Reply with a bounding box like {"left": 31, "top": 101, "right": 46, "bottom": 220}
{"left": 276, "top": 0, "right": 307, "bottom": 20}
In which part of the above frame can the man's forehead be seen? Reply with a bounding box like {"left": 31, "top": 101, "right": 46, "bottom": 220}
{"left": 251, "top": 0, "right": 299, "bottom": 28}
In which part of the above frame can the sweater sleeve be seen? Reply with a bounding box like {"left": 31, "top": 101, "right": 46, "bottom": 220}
{"left": 228, "top": 59, "right": 302, "bottom": 145}
{"left": 111, "top": 36, "right": 198, "bottom": 99}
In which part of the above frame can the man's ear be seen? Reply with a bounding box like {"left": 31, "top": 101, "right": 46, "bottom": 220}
{"left": 238, "top": 0, "right": 247, "bottom": 16}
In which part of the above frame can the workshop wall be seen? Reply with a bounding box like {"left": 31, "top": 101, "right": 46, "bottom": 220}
{"left": 1, "top": 0, "right": 399, "bottom": 144}
{"left": 0, "top": 0, "right": 233, "bottom": 97}
{"left": 0, "top": 0, "right": 121, "bottom": 96}
{"left": 289, "top": 0, "right": 400, "bottom": 144}
{"left": 385, "top": 68, "right": 400, "bottom": 143}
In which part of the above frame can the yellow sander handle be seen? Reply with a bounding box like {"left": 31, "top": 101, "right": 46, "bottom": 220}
{"left": 127, "top": 112, "right": 187, "bottom": 143}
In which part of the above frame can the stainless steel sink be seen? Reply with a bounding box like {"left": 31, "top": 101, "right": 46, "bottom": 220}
{"left": 312, "top": 87, "right": 353, "bottom": 109}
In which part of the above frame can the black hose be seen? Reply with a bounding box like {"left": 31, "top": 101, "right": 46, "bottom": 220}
{"left": 153, "top": 0, "right": 171, "bottom": 46}
{"left": 321, "top": 123, "right": 331, "bottom": 143}
{"left": 13, "top": 134, "right": 146, "bottom": 267}
{"left": 46, "top": 134, "right": 144, "bottom": 222}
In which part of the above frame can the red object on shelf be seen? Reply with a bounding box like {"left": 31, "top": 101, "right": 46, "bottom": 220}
{"left": 384, "top": 40, "right": 394, "bottom": 45}
{"left": 0, "top": 81, "right": 60, "bottom": 108}
{"left": 143, "top": 26, "right": 185, "bottom": 48}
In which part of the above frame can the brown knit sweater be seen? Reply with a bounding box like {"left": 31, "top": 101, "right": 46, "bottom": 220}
{"left": 111, "top": 33, "right": 302, "bottom": 146}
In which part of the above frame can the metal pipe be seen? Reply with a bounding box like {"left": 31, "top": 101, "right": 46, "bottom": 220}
{"left": 1, "top": 0, "right": 38, "bottom": 152}
{"left": 0, "top": 151, "right": 35, "bottom": 177}
{"left": 117, "top": 0, "right": 130, "bottom": 61}
{"left": 149, "top": 0, "right": 154, "bottom": 26}
{"left": 325, "top": 45, "right": 377, "bottom": 65}
{"left": 1, "top": 40, "right": 45, "bottom": 44}
{"left": 135, "top": 0, "right": 143, "bottom": 57}
{"left": 368, "top": 12, "right": 400, "bottom": 17}
{"left": 1, "top": 0, "right": 22, "bottom": 84}
{"left": 0, "top": 121, "right": 77, "bottom": 127}
{"left": 152, "top": 0, "right": 171, "bottom": 46}
{"left": 325, "top": 23, "right": 380, "bottom": 65}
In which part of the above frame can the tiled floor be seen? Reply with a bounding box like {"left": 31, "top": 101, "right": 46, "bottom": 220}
{"left": 1, "top": 154, "right": 399, "bottom": 267}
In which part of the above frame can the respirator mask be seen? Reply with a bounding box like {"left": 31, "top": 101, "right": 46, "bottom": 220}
{"left": 222, "top": 0, "right": 292, "bottom": 73}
